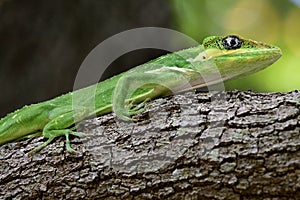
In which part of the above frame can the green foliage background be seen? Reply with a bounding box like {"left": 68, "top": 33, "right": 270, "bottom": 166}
{"left": 170, "top": 0, "right": 300, "bottom": 92}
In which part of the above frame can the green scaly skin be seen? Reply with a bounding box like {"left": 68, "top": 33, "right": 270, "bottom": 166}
{"left": 0, "top": 35, "right": 282, "bottom": 154}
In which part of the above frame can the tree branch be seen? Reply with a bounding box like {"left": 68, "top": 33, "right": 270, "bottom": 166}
{"left": 1, "top": 90, "right": 299, "bottom": 199}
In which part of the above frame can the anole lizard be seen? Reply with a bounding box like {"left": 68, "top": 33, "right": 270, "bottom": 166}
{"left": 0, "top": 35, "right": 282, "bottom": 154}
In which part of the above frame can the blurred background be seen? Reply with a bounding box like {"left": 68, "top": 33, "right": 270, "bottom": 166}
{"left": 0, "top": 0, "right": 299, "bottom": 117}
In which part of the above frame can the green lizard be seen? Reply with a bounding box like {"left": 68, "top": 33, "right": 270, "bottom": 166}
{"left": 0, "top": 35, "right": 281, "bottom": 154}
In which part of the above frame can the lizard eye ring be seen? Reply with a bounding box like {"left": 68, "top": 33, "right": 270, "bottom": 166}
{"left": 222, "top": 36, "right": 243, "bottom": 50}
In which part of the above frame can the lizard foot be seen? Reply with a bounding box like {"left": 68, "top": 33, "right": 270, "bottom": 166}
{"left": 28, "top": 129, "right": 87, "bottom": 155}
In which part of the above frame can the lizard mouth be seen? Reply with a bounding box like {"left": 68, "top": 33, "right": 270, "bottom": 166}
{"left": 192, "top": 47, "right": 282, "bottom": 62}
{"left": 207, "top": 47, "right": 282, "bottom": 60}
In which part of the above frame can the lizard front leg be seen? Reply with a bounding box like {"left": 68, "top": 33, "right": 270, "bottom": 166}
{"left": 112, "top": 66, "right": 200, "bottom": 121}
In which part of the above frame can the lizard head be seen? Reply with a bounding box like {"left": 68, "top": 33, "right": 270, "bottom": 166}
{"left": 197, "top": 35, "right": 282, "bottom": 80}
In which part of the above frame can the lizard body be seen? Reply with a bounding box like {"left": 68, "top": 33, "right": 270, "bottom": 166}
{"left": 0, "top": 35, "right": 282, "bottom": 153}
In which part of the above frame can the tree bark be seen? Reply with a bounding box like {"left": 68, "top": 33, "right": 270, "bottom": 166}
{"left": 1, "top": 90, "right": 300, "bottom": 199}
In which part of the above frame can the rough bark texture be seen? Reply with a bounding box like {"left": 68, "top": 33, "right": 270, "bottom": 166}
{"left": 0, "top": 90, "right": 300, "bottom": 199}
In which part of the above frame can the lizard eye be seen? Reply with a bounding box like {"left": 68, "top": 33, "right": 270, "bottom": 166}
{"left": 222, "top": 36, "right": 242, "bottom": 50}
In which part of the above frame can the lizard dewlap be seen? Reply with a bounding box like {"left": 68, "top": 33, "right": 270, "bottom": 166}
{"left": 0, "top": 35, "right": 281, "bottom": 154}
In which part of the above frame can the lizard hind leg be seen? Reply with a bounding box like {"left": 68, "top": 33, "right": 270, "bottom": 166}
{"left": 29, "top": 109, "right": 88, "bottom": 154}
{"left": 28, "top": 129, "right": 86, "bottom": 154}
